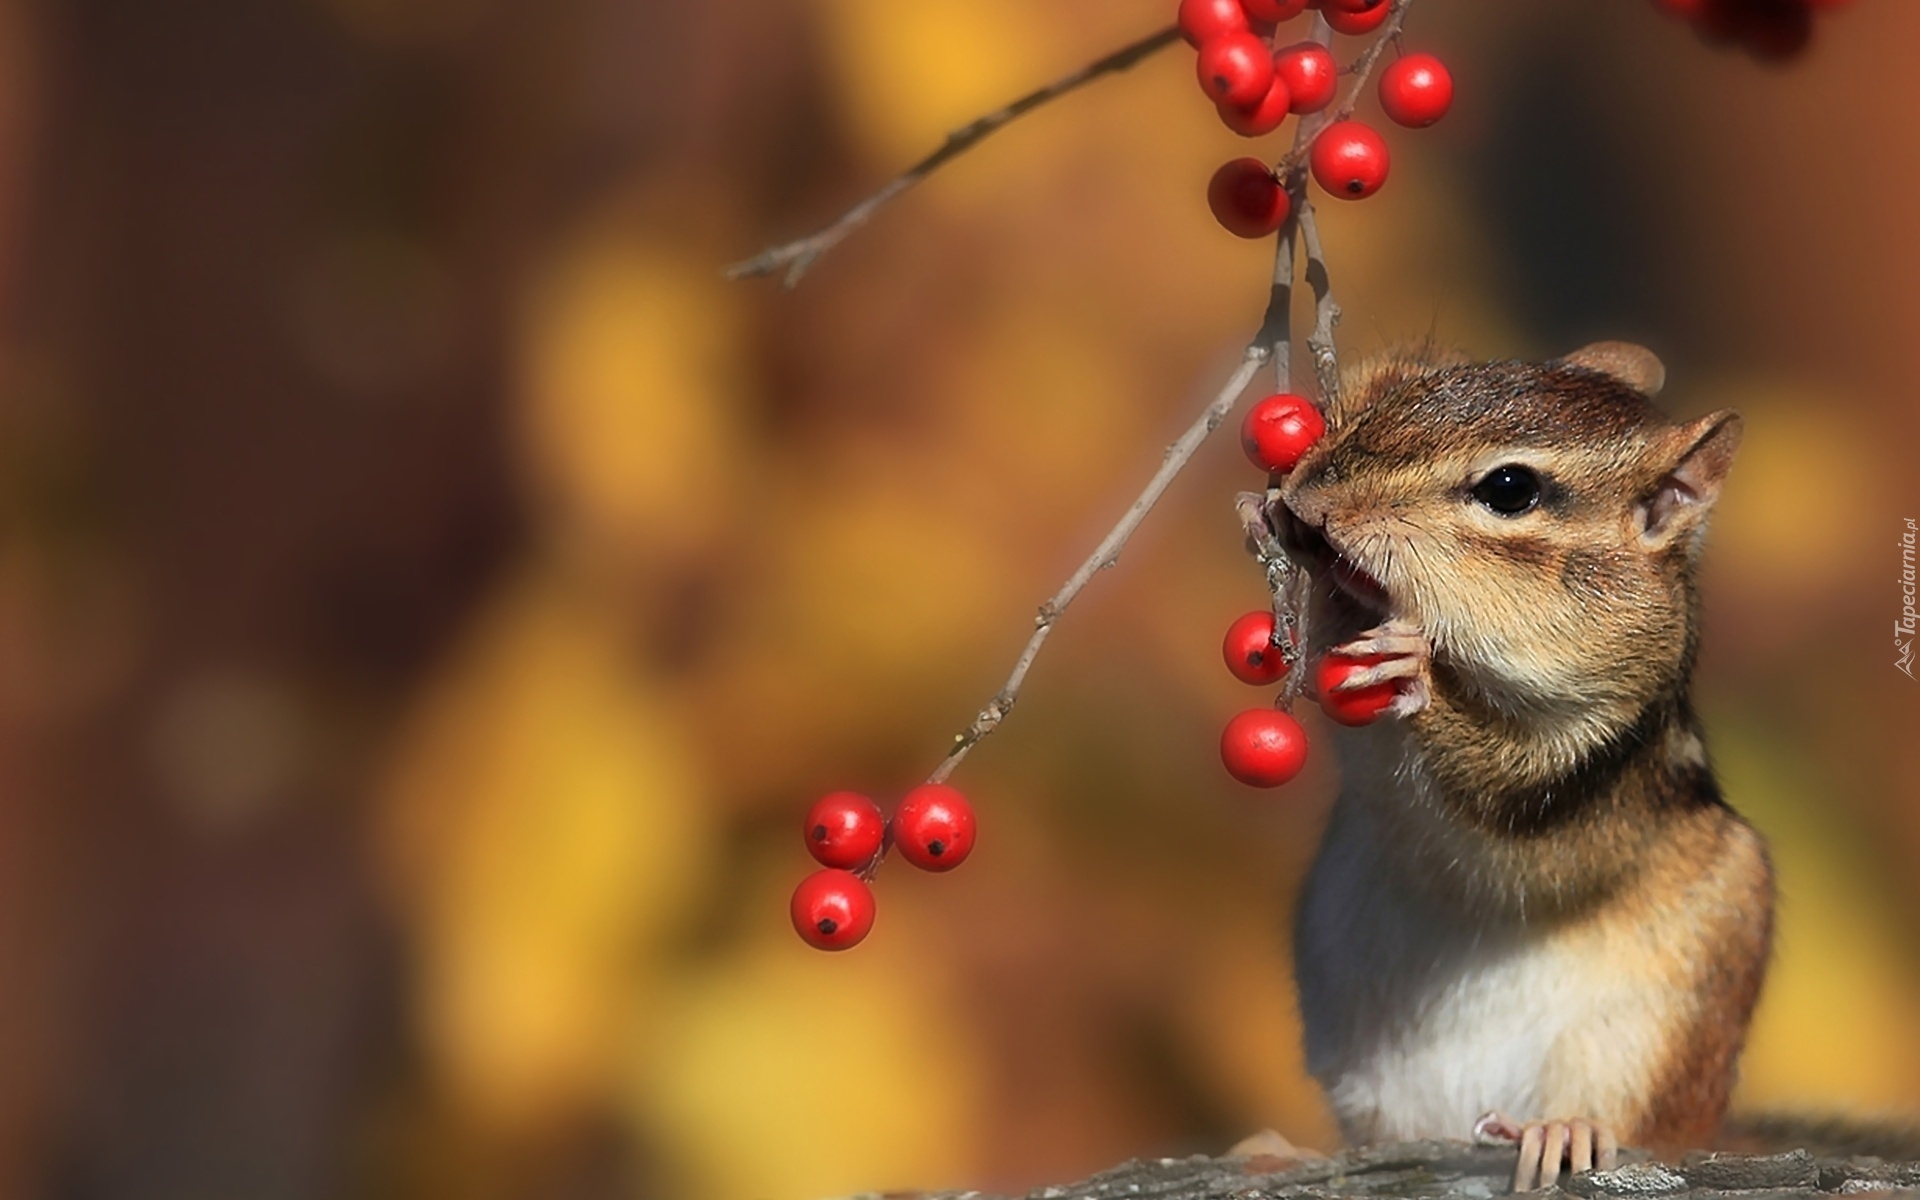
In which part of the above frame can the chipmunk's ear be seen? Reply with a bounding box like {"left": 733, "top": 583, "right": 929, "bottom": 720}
{"left": 1638, "top": 410, "right": 1742, "bottom": 551}
{"left": 1561, "top": 341, "right": 1666, "bottom": 397}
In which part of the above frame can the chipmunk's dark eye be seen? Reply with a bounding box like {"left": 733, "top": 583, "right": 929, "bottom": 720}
{"left": 1471, "top": 465, "right": 1543, "bottom": 517}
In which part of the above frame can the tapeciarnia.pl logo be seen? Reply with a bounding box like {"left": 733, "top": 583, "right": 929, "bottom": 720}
{"left": 1900, "top": 518, "right": 1917, "bottom": 679}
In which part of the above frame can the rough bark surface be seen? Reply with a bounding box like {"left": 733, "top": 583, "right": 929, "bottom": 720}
{"left": 842, "top": 1141, "right": 1920, "bottom": 1200}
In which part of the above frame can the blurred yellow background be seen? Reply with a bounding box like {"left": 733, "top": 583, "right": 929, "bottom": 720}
{"left": 0, "top": 1, "right": 1915, "bottom": 1197}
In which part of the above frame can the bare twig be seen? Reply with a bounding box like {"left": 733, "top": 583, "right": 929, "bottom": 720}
{"left": 927, "top": 345, "right": 1271, "bottom": 785}
{"left": 1237, "top": 492, "right": 1309, "bottom": 682}
{"left": 1298, "top": 199, "right": 1342, "bottom": 408}
{"left": 1284, "top": 13, "right": 1363, "bottom": 410}
{"left": 727, "top": 25, "right": 1180, "bottom": 289}
{"left": 1256, "top": 12, "right": 1325, "bottom": 395}
{"left": 1256, "top": 197, "right": 1299, "bottom": 394}
{"left": 1246, "top": 75, "right": 1326, "bottom": 668}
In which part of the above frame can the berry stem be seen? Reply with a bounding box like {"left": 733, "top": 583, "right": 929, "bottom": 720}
{"left": 725, "top": 24, "right": 1181, "bottom": 289}
{"left": 927, "top": 345, "right": 1272, "bottom": 786}
{"left": 853, "top": 819, "right": 894, "bottom": 883}
{"left": 1273, "top": 0, "right": 1417, "bottom": 184}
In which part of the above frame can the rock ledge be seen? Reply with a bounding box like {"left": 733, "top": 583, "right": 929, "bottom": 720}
{"left": 847, "top": 1141, "right": 1920, "bottom": 1199}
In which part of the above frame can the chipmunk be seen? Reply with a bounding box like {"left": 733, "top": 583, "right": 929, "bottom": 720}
{"left": 1271, "top": 342, "right": 1773, "bottom": 1190}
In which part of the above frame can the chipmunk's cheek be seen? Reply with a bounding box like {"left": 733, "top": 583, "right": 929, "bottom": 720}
{"left": 1438, "top": 629, "right": 1593, "bottom": 715}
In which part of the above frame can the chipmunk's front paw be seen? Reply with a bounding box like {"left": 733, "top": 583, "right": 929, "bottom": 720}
{"left": 1474, "top": 1111, "right": 1619, "bottom": 1193}
{"left": 1328, "top": 619, "right": 1432, "bottom": 718}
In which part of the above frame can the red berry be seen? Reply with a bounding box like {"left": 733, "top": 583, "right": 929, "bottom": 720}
{"left": 1273, "top": 42, "right": 1337, "bottom": 113}
{"left": 1310, "top": 120, "right": 1390, "bottom": 200}
{"left": 1378, "top": 52, "right": 1452, "bottom": 128}
{"left": 1323, "top": 2, "right": 1391, "bottom": 33}
{"left": 791, "top": 869, "right": 877, "bottom": 951}
{"left": 1177, "top": 0, "right": 1249, "bottom": 46}
{"left": 1242, "top": 0, "right": 1310, "bottom": 19}
{"left": 1217, "top": 71, "right": 1293, "bottom": 137}
{"left": 1220, "top": 708, "right": 1310, "bottom": 787}
{"left": 1196, "top": 31, "right": 1276, "bottom": 108}
{"left": 1223, "top": 611, "right": 1292, "bottom": 685}
{"left": 1315, "top": 653, "right": 1397, "bottom": 726}
{"left": 1207, "top": 158, "right": 1290, "bottom": 239}
{"left": 803, "top": 790, "right": 886, "bottom": 869}
{"left": 1240, "top": 392, "right": 1324, "bottom": 472}
{"left": 893, "top": 783, "right": 976, "bottom": 872}
{"left": 1320, "top": 0, "right": 1384, "bottom": 10}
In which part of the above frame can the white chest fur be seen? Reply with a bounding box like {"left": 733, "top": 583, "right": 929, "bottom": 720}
{"left": 1293, "top": 766, "right": 1675, "bottom": 1144}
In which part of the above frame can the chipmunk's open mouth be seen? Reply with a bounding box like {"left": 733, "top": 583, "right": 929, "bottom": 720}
{"left": 1274, "top": 505, "right": 1391, "bottom": 618}
{"left": 1327, "top": 553, "right": 1390, "bottom": 612}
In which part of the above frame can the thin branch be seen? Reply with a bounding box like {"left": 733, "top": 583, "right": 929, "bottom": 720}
{"left": 927, "top": 344, "right": 1271, "bottom": 785}
{"left": 727, "top": 25, "right": 1181, "bottom": 289}
{"left": 1247, "top": 81, "right": 1325, "bottom": 670}
{"left": 1237, "top": 491, "right": 1309, "bottom": 687}
{"left": 1256, "top": 217, "right": 1297, "bottom": 394}
{"left": 1298, "top": 199, "right": 1342, "bottom": 408}
{"left": 1258, "top": 42, "right": 1323, "bottom": 398}
{"left": 1284, "top": 14, "right": 1351, "bottom": 410}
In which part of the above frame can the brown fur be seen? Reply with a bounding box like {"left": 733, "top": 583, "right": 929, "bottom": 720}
{"left": 1624, "top": 807, "right": 1774, "bottom": 1149}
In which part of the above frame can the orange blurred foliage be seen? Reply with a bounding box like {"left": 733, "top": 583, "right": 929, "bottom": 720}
{"left": 0, "top": 1, "right": 1914, "bottom": 1198}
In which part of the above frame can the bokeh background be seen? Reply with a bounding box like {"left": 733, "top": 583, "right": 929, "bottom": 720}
{"left": 0, "top": 0, "right": 1915, "bottom": 1196}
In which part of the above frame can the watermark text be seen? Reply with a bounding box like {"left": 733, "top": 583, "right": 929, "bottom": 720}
{"left": 1899, "top": 518, "right": 1916, "bottom": 679}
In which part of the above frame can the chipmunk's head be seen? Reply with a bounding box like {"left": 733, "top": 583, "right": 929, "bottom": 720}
{"left": 1278, "top": 342, "right": 1741, "bottom": 730}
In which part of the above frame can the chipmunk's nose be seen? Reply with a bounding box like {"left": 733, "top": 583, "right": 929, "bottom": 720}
{"left": 1282, "top": 484, "right": 1327, "bottom": 528}
{"left": 1279, "top": 457, "right": 1337, "bottom": 527}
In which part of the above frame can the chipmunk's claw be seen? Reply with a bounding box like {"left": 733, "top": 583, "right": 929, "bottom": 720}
{"left": 1474, "top": 1111, "right": 1618, "bottom": 1193}
{"left": 1329, "top": 618, "right": 1432, "bottom": 718}
{"left": 1330, "top": 617, "right": 1427, "bottom": 660}
{"left": 1385, "top": 677, "right": 1431, "bottom": 718}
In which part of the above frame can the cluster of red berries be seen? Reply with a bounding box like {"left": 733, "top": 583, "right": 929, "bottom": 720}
{"left": 1181, "top": 0, "right": 1453, "bottom": 239}
{"left": 790, "top": 784, "right": 977, "bottom": 951}
{"left": 1216, "top": 395, "right": 1398, "bottom": 787}
{"left": 1651, "top": 0, "right": 1851, "bottom": 59}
